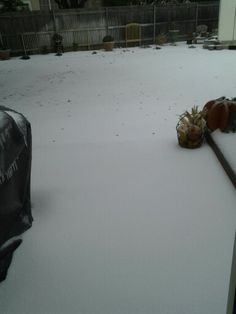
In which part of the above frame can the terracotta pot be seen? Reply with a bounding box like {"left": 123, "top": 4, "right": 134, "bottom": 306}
{"left": 103, "top": 42, "right": 114, "bottom": 51}
{"left": 0, "top": 49, "right": 10, "bottom": 60}
{"left": 205, "top": 101, "right": 230, "bottom": 131}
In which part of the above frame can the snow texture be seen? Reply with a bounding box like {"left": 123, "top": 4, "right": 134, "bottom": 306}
{"left": 0, "top": 44, "right": 235, "bottom": 314}
{"left": 212, "top": 130, "right": 236, "bottom": 173}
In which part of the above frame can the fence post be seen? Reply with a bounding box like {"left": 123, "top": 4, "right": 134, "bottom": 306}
{"left": 51, "top": 9, "right": 57, "bottom": 33}
{"left": 48, "top": 0, "right": 52, "bottom": 11}
{"left": 153, "top": 5, "right": 156, "bottom": 44}
{"left": 0, "top": 33, "right": 3, "bottom": 47}
{"left": 87, "top": 29, "right": 90, "bottom": 50}
{"left": 195, "top": 3, "right": 199, "bottom": 30}
{"left": 105, "top": 7, "right": 109, "bottom": 35}
{"left": 168, "top": 4, "right": 171, "bottom": 30}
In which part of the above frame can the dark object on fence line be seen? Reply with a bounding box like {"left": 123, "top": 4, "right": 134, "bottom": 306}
{"left": 102, "top": 35, "right": 115, "bottom": 51}
{"left": 53, "top": 33, "right": 63, "bottom": 56}
{"left": 0, "top": 48, "right": 11, "bottom": 60}
{"left": 205, "top": 130, "right": 236, "bottom": 189}
{"left": 20, "top": 34, "right": 30, "bottom": 60}
{"left": 0, "top": 33, "right": 11, "bottom": 60}
{"left": 168, "top": 29, "right": 179, "bottom": 44}
{"left": 186, "top": 32, "right": 193, "bottom": 45}
{"left": 73, "top": 42, "right": 79, "bottom": 51}
{"left": 21, "top": 54, "right": 30, "bottom": 60}
{"left": 0, "top": 106, "right": 33, "bottom": 282}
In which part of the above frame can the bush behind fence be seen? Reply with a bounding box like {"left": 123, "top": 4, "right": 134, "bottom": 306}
{"left": 0, "top": 2, "right": 219, "bottom": 54}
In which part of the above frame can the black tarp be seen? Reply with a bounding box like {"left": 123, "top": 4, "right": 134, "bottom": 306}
{"left": 0, "top": 106, "right": 32, "bottom": 282}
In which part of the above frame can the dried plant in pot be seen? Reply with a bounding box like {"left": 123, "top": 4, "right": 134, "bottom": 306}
{"left": 0, "top": 33, "right": 10, "bottom": 60}
{"left": 176, "top": 106, "right": 207, "bottom": 149}
{"left": 102, "top": 35, "right": 114, "bottom": 51}
{"left": 155, "top": 33, "right": 167, "bottom": 46}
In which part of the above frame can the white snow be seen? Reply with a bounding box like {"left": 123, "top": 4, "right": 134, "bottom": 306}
{"left": 0, "top": 44, "right": 235, "bottom": 314}
{"left": 212, "top": 130, "right": 236, "bottom": 173}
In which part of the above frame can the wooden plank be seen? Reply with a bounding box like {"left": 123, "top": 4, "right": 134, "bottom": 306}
{"left": 0, "top": 3, "right": 220, "bottom": 54}
{"left": 205, "top": 130, "right": 236, "bottom": 189}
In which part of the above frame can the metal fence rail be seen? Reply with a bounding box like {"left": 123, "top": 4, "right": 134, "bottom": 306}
{"left": 0, "top": 2, "right": 219, "bottom": 54}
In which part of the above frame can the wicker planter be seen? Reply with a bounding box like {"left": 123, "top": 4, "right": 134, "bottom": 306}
{"left": 103, "top": 41, "right": 114, "bottom": 51}
{"left": 176, "top": 122, "right": 204, "bottom": 149}
{"left": 0, "top": 49, "right": 10, "bottom": 60}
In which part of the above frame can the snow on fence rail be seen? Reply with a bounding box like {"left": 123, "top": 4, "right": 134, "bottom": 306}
{"left": 0, "top": 2, "right": 219, "bottom": 54}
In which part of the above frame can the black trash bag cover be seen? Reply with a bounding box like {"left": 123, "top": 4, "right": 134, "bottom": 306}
{"left": 0, "top": 239, "right": 22, "bottom": 282}
{"left": 0, "top": 107, "right": 32, "bottom": 282}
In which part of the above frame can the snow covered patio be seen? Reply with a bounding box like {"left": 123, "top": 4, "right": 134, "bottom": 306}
{"left": 0, "top": 44, "right": 236, "bottom": 314}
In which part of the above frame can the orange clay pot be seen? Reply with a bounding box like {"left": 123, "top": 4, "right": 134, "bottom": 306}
{"left": 204, "top": 99, "right": 236, "bottom": 131}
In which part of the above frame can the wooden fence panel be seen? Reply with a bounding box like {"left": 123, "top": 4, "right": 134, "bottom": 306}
{"left": 197, "top": 3, "right": 219, "bottom": 31}
{"left": 0, "top": 12, "right": 53, "bottom": 34}
{"left": 0, "top": 2, "right": 220, "bottom": 54}
{"left": 107, "top": 6, "right": 153, "bottom": 27}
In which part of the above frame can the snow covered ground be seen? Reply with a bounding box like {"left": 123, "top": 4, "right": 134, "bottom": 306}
{"left": 213, "top": 130, "right": 236, "bottom": 173}
{"left": 0, "top": 43, "right": 235, "bottom": 314}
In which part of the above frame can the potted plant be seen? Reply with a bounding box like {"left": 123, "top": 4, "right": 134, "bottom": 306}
{"left": 0, "top": 33, "right": 10, "bottom": 60}
{"left": 72, "top": 42, "right": 79, "bottom": 51}
{"left": 186, "top": 32, "right": 193, "bottom": 45}
{"left": 52, "top": 33, "right": 63, "bottom": 56}
{"left": 40, "top": 45, "right": 48, "bottom": 54}
{"left": 168, "top": 23, "right": 179, "bottom": 45}
{"left": 176, "top": 106, "right": 207, "bottom": 148}
{"left": 155, "top": 33, "right": 167, "bottom": 46}
{"left": 102, "top": 35, "right": 114, "bottom": 51}
{"left": 0, "top": 46, "right": 11, "bottom": 60}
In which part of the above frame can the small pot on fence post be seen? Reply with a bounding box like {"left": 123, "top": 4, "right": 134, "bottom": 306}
{"left": 102, "top": 35, "right": 114, "bottom": 51}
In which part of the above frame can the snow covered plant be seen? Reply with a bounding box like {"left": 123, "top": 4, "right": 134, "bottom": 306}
{"left": 176, "top": 106, "right": 207, "bottom": 148}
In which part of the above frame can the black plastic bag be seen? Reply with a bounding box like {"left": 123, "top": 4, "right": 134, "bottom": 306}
{"left": 0, "top": 107, "right": 32, "bottom": 282}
